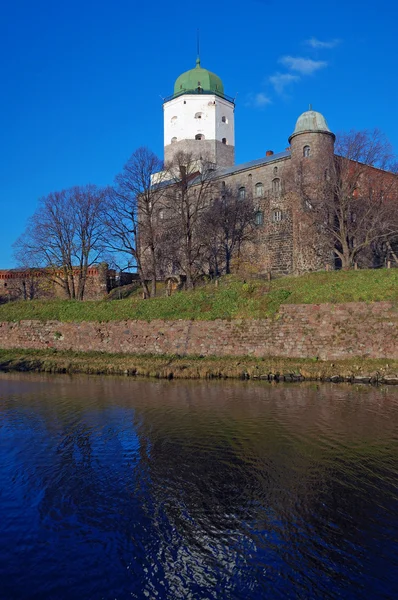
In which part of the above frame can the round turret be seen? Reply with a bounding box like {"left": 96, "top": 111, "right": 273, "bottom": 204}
{"left": 174, "top": 58, "right": 224, "bottom": 97}
{"left": 289, "top": 109, "right": 335, "bottom": 143}
{"left": 288, "top": 108, "right": 335, "bottom": 161}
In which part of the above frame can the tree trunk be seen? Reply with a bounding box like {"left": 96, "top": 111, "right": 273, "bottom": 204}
{"left": 150, "top": 246, "right": 157, "bottom": 297}
{"left": 137, "top": 265, "right": 150, "bottom": 298}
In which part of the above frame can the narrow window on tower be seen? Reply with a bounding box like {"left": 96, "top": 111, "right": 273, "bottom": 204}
{"left": 272, "top": 209, "right": 282, "bottom": 222}
{"left": 222, "top": 138, "right": 227, "bottom": 145}
{"left": 171, "top": 137, "right": 177, "bottom": 144}
{"left": 272, "top": 178, "right": 281, "bottom": 195}
{"left": 255, "top": 211, "right": 264, "bottom": 226}
{"left": 303, "top": 145, "right": 311, "bottom": 158}
{"left": 221, "top": 116, "right": 228, "bottom": 123}
{"left": 195, "top": 134, "right": 205, "bottom": 140}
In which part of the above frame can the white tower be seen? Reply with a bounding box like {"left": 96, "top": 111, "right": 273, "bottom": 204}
{"left": 163, "top": 57, "right": 235, "bottom": 167}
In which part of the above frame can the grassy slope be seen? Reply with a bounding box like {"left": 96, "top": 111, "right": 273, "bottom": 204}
{"left": 0, "top": 269, "right": 397, "bottom": 323}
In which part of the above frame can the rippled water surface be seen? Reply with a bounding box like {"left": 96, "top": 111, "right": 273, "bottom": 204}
{"left": 1, "top": 374, "right": 398, "bottom": 599}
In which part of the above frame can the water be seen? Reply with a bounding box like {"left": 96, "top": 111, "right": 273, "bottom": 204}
{"left": 0, "top": 374, "right": 397, "bottom": 599}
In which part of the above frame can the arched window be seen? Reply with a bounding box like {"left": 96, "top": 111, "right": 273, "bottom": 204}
{"left": 303, "top": 145, "right": 311, "bottom": 157}
{"left": 255, "top": 183, "right": 264, "bottom": 197}
{"left": 255, "top": 211, "right": 264, "bottom": 226}
{"left": 171, "top": 137, "right": 177, "bottom": 143}
{"left": 272, "top": 178, "right": 281, "bottom": 195}
{"left": 222, "top": 138, "right": 227, "bottom": 145}
{"left": 272, "top": 209, "right": 282, "bottom": 222}
{"left": 273, "top": 166, "right": 278, "bottom": 175}
{"left": 195, "top": 134, "right": 205, "bottom": 140}
{"left": 238, "top": 187, "right": 246, "bottom": 199}
{"left": 171, "top": 116, "right": 177, "bottom": 123}
{"left": 195, "top": 112, "right": 203, "bottom": 119}
{"left": 221, "top": 116, "right": 228, "bottom": 123}
{"left": 221, "top": 181, "right": 226, "bottom": 190}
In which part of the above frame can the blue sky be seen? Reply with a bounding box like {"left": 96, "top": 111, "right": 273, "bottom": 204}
{"left": 1, "top": 0, "right": 397, "bottom": 267}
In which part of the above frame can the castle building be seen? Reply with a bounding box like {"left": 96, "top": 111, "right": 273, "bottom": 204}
{"left": 158, "top": 58, "right": 336, "bottom": 276}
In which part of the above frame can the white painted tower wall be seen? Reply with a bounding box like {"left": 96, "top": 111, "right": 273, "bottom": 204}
{"left": 163, "top": 94, "right": 235, "bottom": 166}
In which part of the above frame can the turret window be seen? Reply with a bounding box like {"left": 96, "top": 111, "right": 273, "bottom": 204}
{"left": 238, "top": 187, "right": 246, "bottom": 199}
{"left": 272, "top": 209, "right": 282, "bottom": 222}
{"left": 303, "top": 145, "right": 311, "bottom": 157}
{"left": 171, "top": 116, "right": 177, "bottom": 123}
{"left": 195, "top": 112, "right": 203, "bottom": 119}
{"left": 255, "top": 211, "right": 264, "bottom": 226}
{"left": 171, "top": 137, "right": 177, "bottom": 144}
{"left": 221, "top": 116, "right": 228, "bottom": 123}
{"left": 272, "top": 178, "right": 281, "bottom": 195}
{"left": 255, "top": 183, "right": 264, "bottom": 197}
{"left": 195, "top": 134, "right": 205, "bottom": 140}
{"left": 222, "top": 138, "right": 227, "bottom": 145}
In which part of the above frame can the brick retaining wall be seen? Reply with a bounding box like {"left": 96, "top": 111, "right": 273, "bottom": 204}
{"left": 0, "top": 302, "right": 397, "bottom": 360}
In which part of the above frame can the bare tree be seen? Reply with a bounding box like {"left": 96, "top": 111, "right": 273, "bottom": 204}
{"left": 103, "top": 147, "right": 165, "bottom": 297}
{"left": 202, "top": 185, "right": 255, "bottom": 275}
{"left": 162, "top": 151, "right": 216, "bottom": 288}
{"left": 291, "top": 129, "right": 398, "bottom": 269}
{"left": 14, "top": 185, "right": 106, "bottom": 299}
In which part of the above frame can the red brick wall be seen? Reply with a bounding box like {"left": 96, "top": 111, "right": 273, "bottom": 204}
{"left": 0, "top": 302, "right": 397, "bottom": 360}
{"left": 0, "top": 267, "right": 121, "bottom": 301}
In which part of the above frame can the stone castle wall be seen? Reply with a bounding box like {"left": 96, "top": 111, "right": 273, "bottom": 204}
{"left": 164, "top": 139, "right": 234, "bottom": 167}
{"left": 214, "top": 132, "right": 337, "bottom": 276}
{"left": 1, "top": 302, "right": 397, "bottom": 360}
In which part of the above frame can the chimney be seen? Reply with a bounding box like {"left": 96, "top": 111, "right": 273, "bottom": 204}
{"left": 266, "top": 150, "right": 274, "bottom": 156}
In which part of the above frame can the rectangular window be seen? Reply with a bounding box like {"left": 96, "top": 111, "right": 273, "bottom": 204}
{"left": 255, "top": 211, "right": 264, "bottom": 226}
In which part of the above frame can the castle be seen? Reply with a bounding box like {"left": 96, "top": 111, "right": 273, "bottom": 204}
{"left": 154, "top": 56, "right": 340, "bottom": 276}
{"left": 2, "top": 59, "right": 394, "bottom": 302}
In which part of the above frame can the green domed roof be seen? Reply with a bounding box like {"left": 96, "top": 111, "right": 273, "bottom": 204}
{"left": 174, "top": 58, "right": 224, "bottom": 97}
{"left": 293, "top": 110, "right": 331, "bottom": 134}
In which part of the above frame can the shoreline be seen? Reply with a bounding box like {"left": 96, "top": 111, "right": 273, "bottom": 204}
{"left": 1, "top": 349, "right": 398, "bottom": 385}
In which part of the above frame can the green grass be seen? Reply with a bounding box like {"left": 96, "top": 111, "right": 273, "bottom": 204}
{"left": 1, "top": 348, "right": 398, "bottom": 382}
{"left": 0, "top": 349, "right": 398, "bottom": 382}
{"left": 0, "top": 269, "right": 397, "bottom": 323}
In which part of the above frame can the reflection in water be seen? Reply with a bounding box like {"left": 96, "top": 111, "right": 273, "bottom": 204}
{"left": 0, "top": 374, "right": 397, "bottom": 599}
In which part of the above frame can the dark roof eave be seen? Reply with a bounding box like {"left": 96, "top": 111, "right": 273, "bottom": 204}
{"left": 164, "top": 89, "right": 235, "bottom": 105}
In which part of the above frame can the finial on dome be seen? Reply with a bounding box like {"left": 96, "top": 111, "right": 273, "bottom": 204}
{"left": 309, "top": 103, "right": 313, "bottom": 111}
{"left": 196, "top": 29, "right": 201, "bottom": 67}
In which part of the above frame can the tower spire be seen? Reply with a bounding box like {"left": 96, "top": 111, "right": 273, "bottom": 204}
{"left": 196, "top": 29, "right": 200, "bottom": 67}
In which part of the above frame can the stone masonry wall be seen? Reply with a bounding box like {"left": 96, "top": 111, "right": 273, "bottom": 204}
{"left": 1, "top": 302, "right": 398, "bottom": 360}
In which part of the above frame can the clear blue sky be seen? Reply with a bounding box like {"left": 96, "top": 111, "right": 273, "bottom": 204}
{"left": 1, "top": 0, "right": 397, "bottom": 267}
